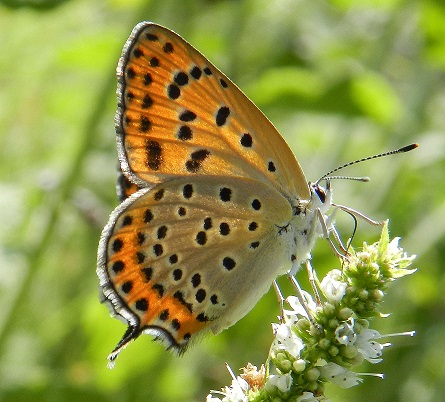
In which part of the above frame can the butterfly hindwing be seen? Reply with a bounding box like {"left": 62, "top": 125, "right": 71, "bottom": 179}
{"left": 97, "top": 175, "right": 293, "bottom": 352}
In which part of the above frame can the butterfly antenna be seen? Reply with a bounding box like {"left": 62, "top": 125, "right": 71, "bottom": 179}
{"left": 326, "top": 175, "right": 370, "bottom": 182}
{"left": 315, "top": 143, "right": 418, "bottom": 185}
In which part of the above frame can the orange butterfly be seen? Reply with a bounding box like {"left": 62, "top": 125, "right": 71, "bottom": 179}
{"left": 97, "top": 22, "right": 416, "bottom": 365}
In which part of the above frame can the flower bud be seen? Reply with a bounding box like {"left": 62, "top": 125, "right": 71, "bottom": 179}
{"left": 305, "top": 367, "right": 320, "bottom": 381}
{"left": 338, "top": 307, "right": 353, "bottom": 320}
{"left": 340, "top": 345, "right": 358, "bottom": 359}
{"left": 292, "top": 359, "right": 306, "bottom": 372}
{"left": 318, "top": 338, "right": 331, "bottom": 350}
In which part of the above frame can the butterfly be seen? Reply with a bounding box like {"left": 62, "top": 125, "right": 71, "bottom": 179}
{"left": 97, "top": 21, "right": 416, "bottom": 365}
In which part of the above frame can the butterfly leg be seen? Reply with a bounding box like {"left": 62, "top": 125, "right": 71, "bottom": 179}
{"left": 287, "top": 269, "right": 322, "bottom": 333}
{"left": 305, "top": 260, "right": 321, "bottom": 305}
{"left": 329, "top": 203, "right": 384, "bottom": 266}
{"left": 330, "top": 224, "right": 350, "bottom": 256}
{"left": 331, "top": 203, "right": 383, "bottom": 226}
{"left": 324, "top": 206, "right": 349, "bottom": 253}
{"left": 273, "top": 280, "right": 286, "bottom": 323}
{"left": 316, "top": 208, "right": 349, "bottom": 261}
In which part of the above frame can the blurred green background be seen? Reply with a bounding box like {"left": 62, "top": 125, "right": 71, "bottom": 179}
{"left": 0, "top": 0, "right": 443, "bottom": 401}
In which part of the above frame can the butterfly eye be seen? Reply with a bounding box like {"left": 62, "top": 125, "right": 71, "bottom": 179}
{"left": 313, "top": 185, "right": 326, "bottom": 203}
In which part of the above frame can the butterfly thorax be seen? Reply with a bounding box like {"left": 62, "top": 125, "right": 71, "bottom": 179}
{"left": 285, "top": 182, "right": 332, "bottom": 270}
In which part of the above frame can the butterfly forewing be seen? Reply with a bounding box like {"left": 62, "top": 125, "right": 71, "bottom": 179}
{"left": 98, "top": 176, "right": 293, "bottom": 350}
{"left": 116, "top": 22, "right": 310, "bottom": 200}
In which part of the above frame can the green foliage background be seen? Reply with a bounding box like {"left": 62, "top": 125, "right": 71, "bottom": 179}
{"left": 0, "top": 0, "right": 443, "bottom": 401}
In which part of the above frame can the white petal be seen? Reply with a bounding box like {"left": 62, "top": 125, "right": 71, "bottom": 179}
{"left": 296, "top": 391, "right": 319, "bottom": 401}
{"left": 286, "top": 292, "right": 316, "bottom": 318}
{"left": 319, "top": 363, "right": 363, "bottom": 388}
{"left": 206, "top": 394, "right": 222, "bottom": 402}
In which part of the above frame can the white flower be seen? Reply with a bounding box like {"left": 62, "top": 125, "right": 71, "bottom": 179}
{"left": 335, "top": 322, "right": 357, "bottom": 346}
{"left": 320, "top": 269, "right": 347, "bottom": 302}
{"left": 355, "top": 329, "right": 383, "bottom": 363}
{"left": 285, "top": 292, "right": 317, "bottom": 320}
{"left": 222, "top": 377, "right": 249, "bottom": 402}
{"left": 266, "top": 372, "right": 293, "bottom": 392}
{"left": 334, "top": 322, "right": 385, "bottom": 362}
{"left": 272, "top": 322, "right": 304, "bottom": 358}
{"left": 319, "top": 362, "right": 363, "bottom": 388}
{"left": 206, "top": 366, "right": 249, "bottom": 402}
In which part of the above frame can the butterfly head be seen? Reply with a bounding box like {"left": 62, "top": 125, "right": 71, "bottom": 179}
{"left": 292, "top": 180, "right": 332, "bottom": 218}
